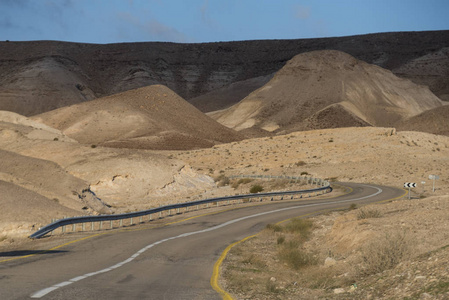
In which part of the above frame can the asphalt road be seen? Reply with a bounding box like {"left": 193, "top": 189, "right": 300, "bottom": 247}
{"left": 0, "top": 182, "right": 405, "bottom": 300}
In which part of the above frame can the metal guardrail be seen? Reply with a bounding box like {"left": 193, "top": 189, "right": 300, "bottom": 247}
{"left": 29, "top": 175, "right": 331, "bottom": 239}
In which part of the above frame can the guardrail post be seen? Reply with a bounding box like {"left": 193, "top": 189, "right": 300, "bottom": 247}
{"left": 140, "top": 216, "right": 143, "bottom": 223}
{"left": 91, "top": 222, "right": 94, "bottom": 231}
{"left": 120, "top": 219, "right": 123, "bottom": 227}
{"left": 72, "top": 223, "right": 76, "bottom": 232}
{"left": 100, "top": 221, "right": 103, "bottom": 229}
{"left": 82, "top": 223, "right": 85, "bottom": 231}
{"left": 110, "top": 220, "right": 113, "bottom": 229}
{"left": 159, "top": 212, "right": 162, "bottom": 219}
{"left": 177, "top": 208, "right": 180, "bottom": 214}
{"left": 149, "top": 214, "right": 152, "bottom": 221}
{"left": 130, "top": 218, "right": 133, "bottom": 225}
{"left": 62, "top": 225, "right": 65, "bottom": 233}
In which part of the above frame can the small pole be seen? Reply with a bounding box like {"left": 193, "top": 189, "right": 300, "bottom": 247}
{"left": 110, "top": 220, "right": 113, "bottom": 229}
{"left": 433, "top": 178, "right": 435, "bottom": 193}
{"left": 408, "top": 187, "right": 411, "bottom": 200}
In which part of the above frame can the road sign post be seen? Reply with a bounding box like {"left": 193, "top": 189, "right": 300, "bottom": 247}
{"left": 404, "top": 182, "right": 416, "bottom": 200}
{"left": 429, "top": 175, "right": 439, "bottom": 192}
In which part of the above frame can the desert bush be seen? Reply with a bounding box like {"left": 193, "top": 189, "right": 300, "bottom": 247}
{"left": 359, "top": 231, "right": 411, "bottom": 275}
{"left": 266, "top": 223, "right": 283, "bottom": 232}
{"left": 214, "top": 174, "right": 230, "bottom": 187}
{"left": 349, "top": 203, "right": 357, "bottom": 210}
{"left": 265, "top": 279, "right": 281, "bottom": 294}
{"left": 238, "top": 178, "right": 253, "bottom": 184}
{"left": 232, "top": 178, "right": 253, "bottom": 189}
{"left": 295, "top": 161, "right": 306, "bottom": 166}
{"left": 357, "top": 208, "right": 382, "bottom": 220}
{"left": 241, "top": 254, "right": 266, "bottom": 269}
{"left": 300, "top": 171, "right": 309, "bottom": 175}
{"left": 284, "top": 218, "right": 313, "bottom": 239}
{"left": 250, "top": 184, "right": 264, "bottom": 193}
{"left": 278, "top": 241, "right": 317, "bottom": 270}
{"left": 277, "top": 235, "right": 285, "bottom": 245}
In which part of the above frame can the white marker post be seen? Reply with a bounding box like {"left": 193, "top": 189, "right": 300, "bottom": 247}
{"left": 428, "top": 175, "right": 439, "bottom": 193}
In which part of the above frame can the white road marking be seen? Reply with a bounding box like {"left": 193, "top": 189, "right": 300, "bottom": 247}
{"left": 31, "top": 185, "right": 381, "bottom": 298}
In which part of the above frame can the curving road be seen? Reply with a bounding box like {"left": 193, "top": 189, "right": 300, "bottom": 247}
{"left": 0, "top": 182, "right": 405, "bottom": 300}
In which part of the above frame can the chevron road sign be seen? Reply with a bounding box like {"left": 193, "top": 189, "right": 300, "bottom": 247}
{"left": 404, "top": 182, "right": 416, "bottom": 199}
{"left": 404, "top": 183, "right": 416, "bottom": 188}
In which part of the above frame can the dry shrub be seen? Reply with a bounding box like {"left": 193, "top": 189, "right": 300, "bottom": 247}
{"left": 359, "top": 231, "right": 411, "bottom": 275}
{"left": 266, "top": 223, "right": 282, "bottom": 232}
{"left": 357, "top": 208, "right": 382, "bottom": 220}
{"left": 278, "top": 240, "right": 317, "bottom": 270}
{"left": 214, "top": 174, "right": 230, "bottom": 186}
{"left": 284, "top": 218, "right": 313, "bottom": 240}
{"left": 250, "top": 184, "right": 264, "bottom": 193}
{"left": 241, "top": 254, "right": 267, "bottom": 270}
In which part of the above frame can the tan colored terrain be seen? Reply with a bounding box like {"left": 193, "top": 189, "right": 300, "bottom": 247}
{"left": 222, "top": 195, "right": 449, "bottom": 299}
{"left": 172, "top": 127, "right": 449, "bottom": 194}
{"left": 209, "top": 50, "right": 443, "bottom": 135}
{"left": 0, "top": 111, "right": 223, "bottom": 239}
{"left": 396, "top": 104, "right": 449, "bottom": 136}
{"left": 33, "top": 85, "right": 243, "bottom": 150}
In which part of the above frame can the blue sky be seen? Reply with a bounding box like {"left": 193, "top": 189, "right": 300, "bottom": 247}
{"left": 1, "top": 0, "right": 448, "bottom": 44}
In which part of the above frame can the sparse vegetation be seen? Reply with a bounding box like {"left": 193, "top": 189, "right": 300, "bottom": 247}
{"left": 359, "top": 231, "right": 411, "bottom": 275}
{"left": 278, "top": 241, "right": 317, "bottom": 270}
{"left": 214, "top": 174, "right": 230, "bottom": 186}
{"left": 357, "top": 208, "right": 382, "bottom": 219}
{"left": 250, "top": 184, "right": 264, "bottom": 193}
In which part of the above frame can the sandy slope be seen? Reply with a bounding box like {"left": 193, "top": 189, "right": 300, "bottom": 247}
{"left": 210, "top": 50, "right": 443, "bottom": 135}
{"left": 396, "top": 103, "right": 449, "bottom": 136}
{"left": 0, "top": 111, "right": 222, "bottom": 238}
{"left": 33, "top": 85, "right": 243, "bottom": 150}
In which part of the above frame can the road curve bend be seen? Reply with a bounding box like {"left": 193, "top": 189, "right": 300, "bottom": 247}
{"left": 0, "top": 182, "right": 405, "bottom": 300}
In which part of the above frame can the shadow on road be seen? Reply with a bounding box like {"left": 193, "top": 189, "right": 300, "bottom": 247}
{"left": 0, "top": 250, "right": 67, "bottom": 257}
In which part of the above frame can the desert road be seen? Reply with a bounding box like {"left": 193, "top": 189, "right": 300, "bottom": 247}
{"left": 0, "top": 182, "right": 405, "bottom": 300}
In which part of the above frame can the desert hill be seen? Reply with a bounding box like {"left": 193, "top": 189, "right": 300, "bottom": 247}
{"left": 32, "top": 85, "right": 243, "bottom": 150}
{"left": 0, "top": 110, "right": 224, "bottom": 238}
{"left": 1, "top": 31, "right": 448, "bottom": 116}
{"left": 209, "top": 50, "right": 443, "bottom": 135}
{"left": 396, "top": 104, "right": 449, "bottom": 136}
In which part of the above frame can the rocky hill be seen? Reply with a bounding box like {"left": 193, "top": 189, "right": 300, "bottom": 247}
{"left": 0, "top": 31, "right": 448, "bottom": 116}
{"left": 209, "top": 50, "right": 443, "bottom": 135}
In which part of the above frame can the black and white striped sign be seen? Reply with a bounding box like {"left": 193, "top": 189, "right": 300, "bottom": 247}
{"left": 404, "top": 182, "right": 416, "bottom": 188}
